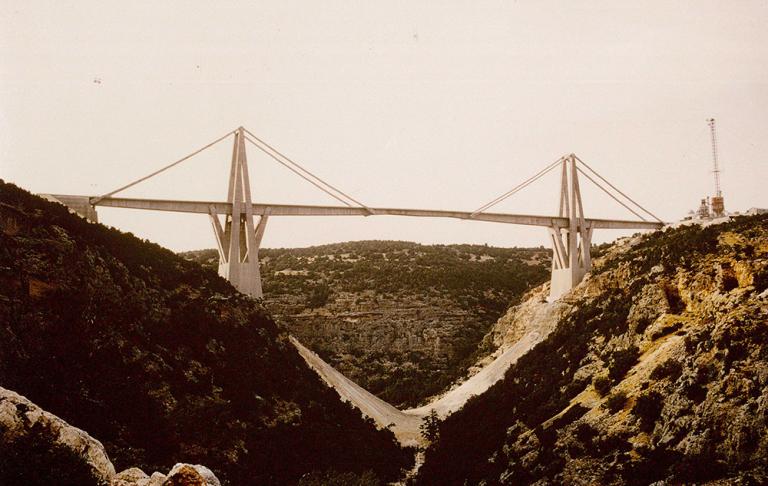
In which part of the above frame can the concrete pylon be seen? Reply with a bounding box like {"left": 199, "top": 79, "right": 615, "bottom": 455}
{"left": 548, "top": 154, "right": 592, "bottom": 301}
{"left": 209, "top": 127, "right": 268, "bottom": 298}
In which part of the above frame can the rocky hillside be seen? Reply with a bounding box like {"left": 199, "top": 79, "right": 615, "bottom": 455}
{"left": 184, "top": 242, "right": 549, "bottom": 407}
{"left": 0, "top": 180, "right": 412, "bottom": 485}
{"left": 416, "top": 215, "right": 768, "bottom": 485}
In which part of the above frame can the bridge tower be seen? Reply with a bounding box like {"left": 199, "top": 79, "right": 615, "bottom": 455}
{"left": 209, "top": 127, "right": 268, "bottom": 298}
{"left": 548, "top": 154, "right": 592, "bottom": 301}
{"left": 45, "top": 128, "right": 662, "bottom": 301}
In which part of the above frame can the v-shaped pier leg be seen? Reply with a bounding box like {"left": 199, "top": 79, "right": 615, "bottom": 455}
{"left": 548, "top": 155, "right": 592, "bottom": 301}
{"left": 209, "top": 127, "right": 267, "bottom": 299}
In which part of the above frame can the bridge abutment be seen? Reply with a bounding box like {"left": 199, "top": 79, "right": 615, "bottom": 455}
{"left": 39, "top": 194, "right": 99, "bottom": 222}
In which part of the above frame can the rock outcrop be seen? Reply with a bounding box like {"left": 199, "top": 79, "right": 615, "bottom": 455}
{"left": 417, "top": 215, "right": 768, "bottom": 485}
{"left": 0, "top": 386, "right": 115, "bottom": 484}
{"left": 163, "top": 463, "right": 220, "bottom": 486}
{"left": 111, "top": 468, "right": 155, "bottom": 486}
{"left": 112, "top": 463, "right": 220, "bottom": 486}
{"left": 1, "top": 386, "right": 222, "bottom": 486}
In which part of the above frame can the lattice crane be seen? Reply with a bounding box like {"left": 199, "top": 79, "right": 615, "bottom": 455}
{"left": 707, "top": 118, "right": 725, "bottom": 217}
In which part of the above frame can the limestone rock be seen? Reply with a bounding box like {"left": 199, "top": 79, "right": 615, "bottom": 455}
{"left": 112, "top": 464, "right": 222, "bottom": 486}
{"left": 148, "top": 472, "right": 168, "bottom": 485}
{"left": 164, "top": 463, "right": 221, "bottom": 486}
{"left": 486, "top": 284, "right": 569, "bottom": 350}
{"left": 0, "top": 387, "right": 223, "bottom": 486}
{"left": 115, "top": 471, "right": 166, "bottom": 486}
{"left": 627, "top": 283, "right": 671, "bottom": 333}
{"left": 0, "top": 386, "right": 116, "bottom": 483}
{"left": 112, "top": 468, "right": 150, "bottom": 485}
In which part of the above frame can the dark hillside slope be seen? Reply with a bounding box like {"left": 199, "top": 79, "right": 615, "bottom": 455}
{"left": 417, "top": 215, "right": 768, "bottom": 485}
{"left": 0, "top": 181, "right": 411, "bottom": 485}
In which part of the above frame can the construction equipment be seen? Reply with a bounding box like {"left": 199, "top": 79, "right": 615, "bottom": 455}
{"left": 707, "top": 118, "right": 725, "bottom": 217}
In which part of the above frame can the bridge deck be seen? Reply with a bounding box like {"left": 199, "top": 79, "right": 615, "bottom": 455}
{"left": 54, "top": 195, "right": 663, "bottom": 230}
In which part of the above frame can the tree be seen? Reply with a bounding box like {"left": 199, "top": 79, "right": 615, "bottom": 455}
{"left": 420, "top": 410, "right": 441, "bottom": 443}
{"left": 306, "top": 282, "right": 332, "bottom": 309}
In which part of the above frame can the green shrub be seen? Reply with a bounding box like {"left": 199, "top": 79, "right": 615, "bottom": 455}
{"left": 650, "top": 359, "right": 683, "bottom": 381}
{"left": 633, "top": 391, "right": 663, "bottom": 432}
{"left": 605, "top": 391, "right": 627, "bottom": 414}
{"left": 608, "top": 346, "right": 640, "bottom": 382}
{"left": 306, "top": 282, "right": 332, "bottom": 308}
{"left": 574, "top": 422, "right": 596, "bottom": 444}
{"left": 593, "top": 432, "right": 632, "bottom": 456}
{"left": 593, "top": 374, "right": 612, "bottom": 396}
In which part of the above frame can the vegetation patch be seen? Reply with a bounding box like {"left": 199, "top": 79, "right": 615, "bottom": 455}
{"left": 415, "top": 214, "right": 768, "bottom": 485}
{"left": 607, "top": 346, "right": 640, "bottom": 382}
{"left": 605, "top": 391, "right": 628, "bottom": 414}
{"left": 593, "top": 374, "right": 612, "bottom": 396}
{"left": 649, "top": 359, "right": 683, "bottom": 381}
{"left": 0, "top": 181, "right": 412, "bottom": 485}
{"left": 185, "top": 241, "right": 550, "bottom": 407}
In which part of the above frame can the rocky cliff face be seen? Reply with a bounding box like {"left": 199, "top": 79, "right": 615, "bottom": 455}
{"left": 0, "top": 181, "right": 411, "bottom": 485}
{"left": 416, "top": 215, "right": 768, "bottom": 485}
{"left": 184, "top": 242, "right": 549, "bottom": 407}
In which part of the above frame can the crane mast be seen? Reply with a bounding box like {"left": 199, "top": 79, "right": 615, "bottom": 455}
{"left": 707, "top": 118, "right": 725, "bottom": 217}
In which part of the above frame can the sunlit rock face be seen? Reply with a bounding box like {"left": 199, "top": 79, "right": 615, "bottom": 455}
{"left": 416, "top": 215, "right": 768, "bottom": 485}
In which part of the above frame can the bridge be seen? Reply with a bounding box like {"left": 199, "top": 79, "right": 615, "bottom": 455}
{"left": 45, "top": 126, "right": 664, "bottom": 301}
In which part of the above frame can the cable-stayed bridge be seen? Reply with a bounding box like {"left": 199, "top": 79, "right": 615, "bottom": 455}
{"left": 45, "top": 126, "right": 664, "bottom": 301}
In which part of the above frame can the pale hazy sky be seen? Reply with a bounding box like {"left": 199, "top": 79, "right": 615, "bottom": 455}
{"left": 2, "top": 1, "right": 767, "bottom": 250}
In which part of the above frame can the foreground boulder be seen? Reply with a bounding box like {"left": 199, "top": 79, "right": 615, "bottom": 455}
{"left": 1, "top": 386, "right": 222, "bottom": 486}
{"left": 164, "top": 464, "right": 221, "bottom": 486}
{"left": 111, "top": 468, "right": 151, "bottom": 486}
{"left": 0, "top": 386, "right": 115, "bottom": 485}
{"left": 112, "top": 463, "right": 220, "bottom": 486}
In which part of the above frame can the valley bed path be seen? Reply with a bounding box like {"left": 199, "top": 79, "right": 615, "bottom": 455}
{"left": 290, "top": 297, "right": 564, "bottom": 446}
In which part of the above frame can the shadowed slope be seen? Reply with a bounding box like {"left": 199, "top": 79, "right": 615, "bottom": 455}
{"left": 0, "top": 180, "right": 411, "bottom": 485}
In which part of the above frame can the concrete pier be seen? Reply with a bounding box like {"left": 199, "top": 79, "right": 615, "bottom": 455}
{"left": 42, "top": 127, "right": 664, "bottom": 300}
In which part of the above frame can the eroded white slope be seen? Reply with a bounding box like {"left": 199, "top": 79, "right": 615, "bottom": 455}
{"left": 292, "top": 290, "right": 570, "bottom": 446}
{"left": 291, "top": 337, "right": 424, "bottom": 445}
